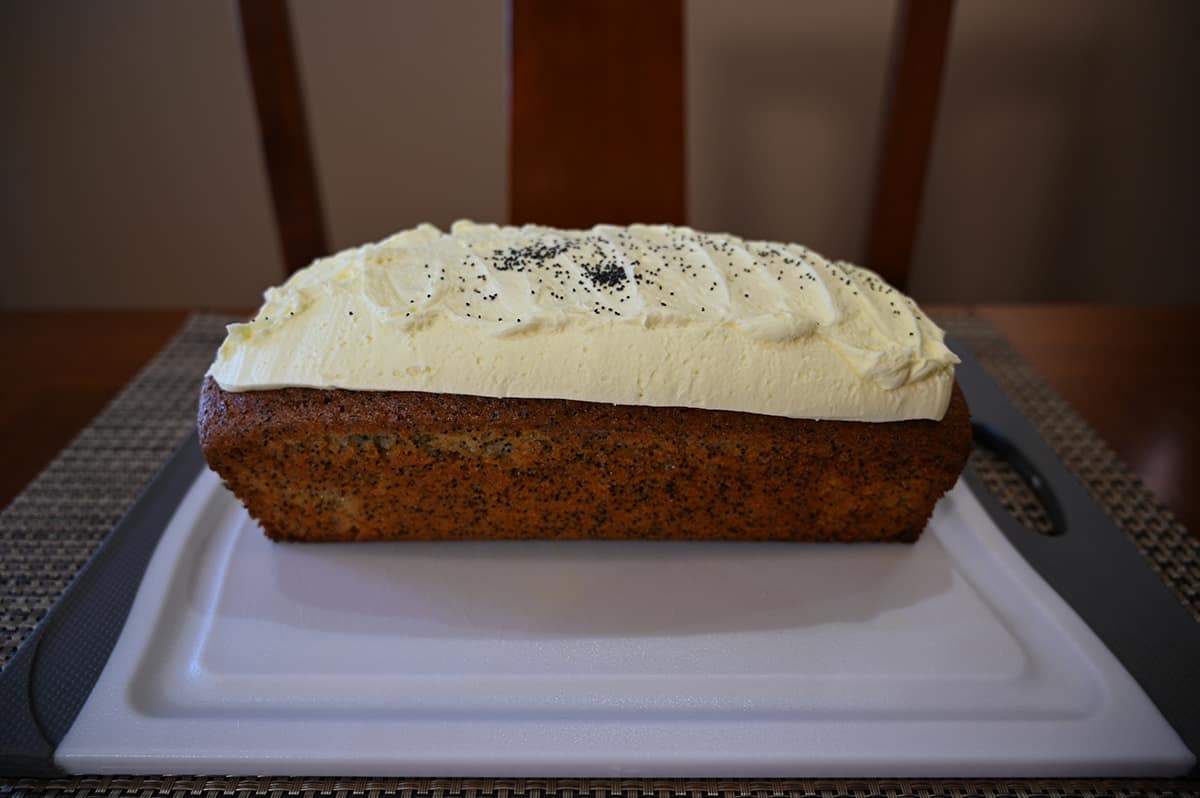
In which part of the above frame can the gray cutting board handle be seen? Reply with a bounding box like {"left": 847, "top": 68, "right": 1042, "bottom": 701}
{"left": 952, "top": 338, "right": 1200, "bottom": 774}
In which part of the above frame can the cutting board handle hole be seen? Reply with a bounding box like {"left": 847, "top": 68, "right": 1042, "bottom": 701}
{"left": 970, "top": 423, "right": 1066, "bottom": 536}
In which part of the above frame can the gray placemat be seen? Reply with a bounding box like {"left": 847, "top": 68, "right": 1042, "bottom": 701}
{"left": 5, "top": 776, "right": 1200, "bottom": 798}
{"left": 0, "top": 315, "right": 223, "bottom": 670}
{"left": 1, "top": 312, "right": 1198, "bottom": 797}
{"left": 942, "top": 314, "right": 1200, "bottom": 621}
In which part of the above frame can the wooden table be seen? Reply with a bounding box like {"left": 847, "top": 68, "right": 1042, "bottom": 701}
{"left": 2, "top": 306, "right": 1198, "bottom": 537}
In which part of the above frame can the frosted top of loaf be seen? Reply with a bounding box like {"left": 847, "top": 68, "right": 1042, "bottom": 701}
{"left": 209, "top": 221, "right": 959, "bottom": 421}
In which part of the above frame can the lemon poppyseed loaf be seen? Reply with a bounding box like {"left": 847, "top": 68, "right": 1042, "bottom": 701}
{"left": 199, "top": 221, "right": 970, "bottom": 542}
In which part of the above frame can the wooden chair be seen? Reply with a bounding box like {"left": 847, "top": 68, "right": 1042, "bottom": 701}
{"left": 239, "top": 0, "right": 953, "bottom": 289}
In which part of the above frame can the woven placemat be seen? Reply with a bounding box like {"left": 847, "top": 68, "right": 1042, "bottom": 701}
{"left": 1, "top": 312, "right": 1198, "bottom": 797}
{"left": 4, "top": 776, "right": 1200, "bottom": 798}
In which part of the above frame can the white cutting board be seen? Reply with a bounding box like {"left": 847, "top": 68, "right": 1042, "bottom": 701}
{"left": 57, "top": 468, "right": 1192, "bottom": 776}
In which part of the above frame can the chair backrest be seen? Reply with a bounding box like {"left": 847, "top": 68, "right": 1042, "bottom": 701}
{"left": 866, "top": 0, "right": 955, "bottom": 289}
{"left": 508, "top": 0, "right": 686, "bottom": 229}
{"left": 237, "top": 0, "right": 328, "bottom": 275}
{"left": 242, "top": 0, "right": 953, "bottom": 288}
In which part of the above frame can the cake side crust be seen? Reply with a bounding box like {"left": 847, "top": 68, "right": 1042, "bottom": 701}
{"left": 198, "top": 377, "right": 971, "bottom": 543}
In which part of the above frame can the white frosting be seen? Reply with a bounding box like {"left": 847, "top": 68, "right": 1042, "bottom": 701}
{"left": 208, "top": 221, "right": 959, "bottom": 421}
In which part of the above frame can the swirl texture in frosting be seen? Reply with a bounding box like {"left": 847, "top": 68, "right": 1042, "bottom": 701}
{"left": 208, "top": 221, "right": 959, "bottom": 421}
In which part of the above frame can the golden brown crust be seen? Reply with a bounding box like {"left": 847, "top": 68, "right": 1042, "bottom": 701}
{"left": 198, "top": 377, "right": 970, "bottom": 543}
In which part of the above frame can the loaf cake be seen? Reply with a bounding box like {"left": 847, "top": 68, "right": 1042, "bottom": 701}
{"left": 199, "top": 221, "right": 970, "bottom": 542}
